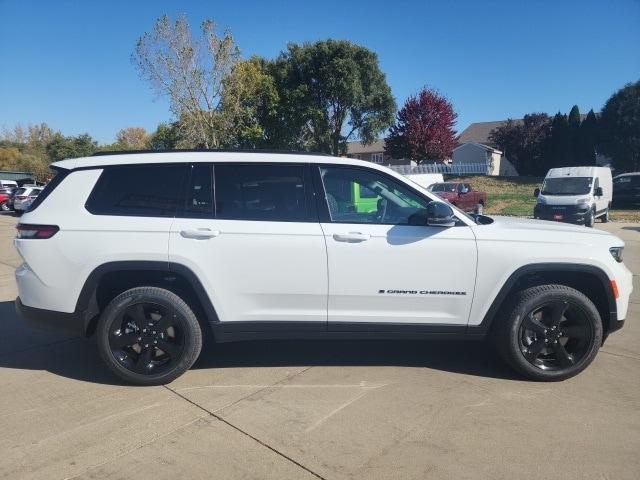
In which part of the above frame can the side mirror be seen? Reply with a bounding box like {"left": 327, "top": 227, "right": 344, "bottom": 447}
{"left": 426, "top": 201, "right": 456, "bottom": 227}
{"left": 534, "top": 188, "right": 540, "bottom": 198}
{"left": 595, "top": 186, "right": 603, "bottom": 197}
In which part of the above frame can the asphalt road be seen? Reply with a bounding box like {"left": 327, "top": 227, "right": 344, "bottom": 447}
{"left": 0, "top": 213, "right": 638, "bottom": 480}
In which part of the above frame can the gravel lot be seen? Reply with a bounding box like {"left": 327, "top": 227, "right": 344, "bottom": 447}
{"left": 0, "top": 213, "right": 638, "bottom": 480}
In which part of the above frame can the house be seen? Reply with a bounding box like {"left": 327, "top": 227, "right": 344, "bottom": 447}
{"left": 452, "top": 142, "right": 518, "bottom": 176}
{"left": 346, "top": 140, "right": 411, "bottom": 166}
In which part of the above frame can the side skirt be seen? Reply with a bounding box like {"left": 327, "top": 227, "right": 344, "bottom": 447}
{"left": 210, "top": 321, "right": 486, "bottom": 343}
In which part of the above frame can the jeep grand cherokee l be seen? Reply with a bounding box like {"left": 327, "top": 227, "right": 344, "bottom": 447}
{"left": 14, "top": 151, "right": 632, "bottom": 385}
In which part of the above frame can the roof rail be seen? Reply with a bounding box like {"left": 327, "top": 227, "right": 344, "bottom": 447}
{"left": 91, "top": 149, "right": 332, "bottom": 157}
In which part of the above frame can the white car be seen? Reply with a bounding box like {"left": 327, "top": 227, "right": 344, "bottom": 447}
{"left": 13, "top": 186, "right": 43, "bottom": 213}
{"left": 14, "top": 151, "right": 632, "bottom": 385}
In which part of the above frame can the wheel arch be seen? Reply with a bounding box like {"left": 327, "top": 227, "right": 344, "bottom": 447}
{"left": 75, "top": 261, "right": 219, "bottom": 337}
{"left": 470, "top": 263, "right": 617, "bottom": 335}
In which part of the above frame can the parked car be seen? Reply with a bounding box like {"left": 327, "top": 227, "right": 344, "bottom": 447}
{"left": 0, "top": 180, "right": 18, "bottom": 189}
{"left": 427, "top": 182, "right": 487, "bottom": 214}
{"left": 612, "top": 172, "right": 640, "bottom": 208}
{"left": 534, "top": 166, "right": 612, "bottom": 227}
{"left": 14, "top": 151, "right": 632, "bottom": 385}
{"left": 13, "top": 186, "right": 42, "bottom": 214}
{"left": 0, "top": 187, "right": 15, "bottom": 211}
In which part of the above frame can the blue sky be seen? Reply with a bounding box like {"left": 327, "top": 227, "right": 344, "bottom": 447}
{"left": 1, "top": 0, "right": 639, "bottom": 144}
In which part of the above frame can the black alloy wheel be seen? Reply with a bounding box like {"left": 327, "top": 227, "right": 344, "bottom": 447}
{"left": 494, "top": 284, "right": 602, "bottom": 381}
{"left": 519, "top": 300, "right": 593, "bottom": 371}
{"left": 108, "top": 302, "right": 185, "bottom": 376}
{"left": 97, "top": 287, "right": 202, "bottom": 385}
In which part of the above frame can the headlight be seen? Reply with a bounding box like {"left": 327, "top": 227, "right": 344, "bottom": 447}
{"left": 610, "top": 247, "right": 624, "bottom": 263}
{"left": 576, "top": 198, "right": 590, "bottom": 205}
{"left": 537, "top": 196, "right": 547, "bottom": 205}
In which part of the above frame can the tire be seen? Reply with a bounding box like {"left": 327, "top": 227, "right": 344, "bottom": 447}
{"left": 585, "top": 208, "right": 595, "bottom": 228}
{"left": 0, "top": 201, "right": 9, "bottom": 212}
{"left": 493, "top": 284, "right": 602, "bottom": 381}
{"left": 475, "top": 203, "right": 484, "bottom": 215}
{"left": 97, "top": 287, "right": 203, "bottom": 386}
{"left": 601, "top": 208, "right": 609, "bottom": 223}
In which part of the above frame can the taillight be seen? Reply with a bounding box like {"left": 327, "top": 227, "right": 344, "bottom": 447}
{"left": 16, "top": 224, "right": 59, "bottom": 239}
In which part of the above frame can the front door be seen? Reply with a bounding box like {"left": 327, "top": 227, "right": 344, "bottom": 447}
{"left": 169, "top": 162, "right": 328, "bottom": 329}
{"left": 315, "top": 165, "right": 477, "bottom": 328}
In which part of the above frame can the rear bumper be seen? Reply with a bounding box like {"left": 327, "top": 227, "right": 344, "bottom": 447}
{"left": 15, "top": 297, "right": 84, "bottom": 336}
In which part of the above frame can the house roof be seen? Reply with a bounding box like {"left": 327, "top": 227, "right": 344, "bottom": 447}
{"left": 453, "top": 142, "right": 502, "bottom": 154}
{"left": 346, "top": 139, "right": 385, "bottom": 155}
{"left": 457, "top": 120, "right": 514, "bottom": 146}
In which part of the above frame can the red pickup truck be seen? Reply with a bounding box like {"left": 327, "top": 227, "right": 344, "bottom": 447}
{"left": 427, "top": 182, "right": 487, "bottom": 214}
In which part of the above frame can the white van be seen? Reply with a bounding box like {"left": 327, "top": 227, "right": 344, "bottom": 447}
{"left": 534, "top": 166, "right": 612, "bottom": 227}
{"left": 0, "top": 180, "right": 18, "bottom": 189}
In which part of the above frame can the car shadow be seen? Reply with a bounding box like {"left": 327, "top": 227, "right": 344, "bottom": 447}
{"left": 0, "top": 300, "right": 519, "bottom": 385}
{"left": 622, "top": 226, "right": 640, "bottom": 232}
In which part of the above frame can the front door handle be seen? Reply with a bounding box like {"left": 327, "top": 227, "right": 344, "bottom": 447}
{"left": 333, "top": 232, "right": 371, "bottom": 243}
{"left": 180, "top": 228, "right": 221, "bottom": 239}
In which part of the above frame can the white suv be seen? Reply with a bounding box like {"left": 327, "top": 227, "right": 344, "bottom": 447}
{"left": 14, "top": 151, "right": 633, "bottom": 385}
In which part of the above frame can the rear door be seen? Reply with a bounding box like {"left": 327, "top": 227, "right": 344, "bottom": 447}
{"left": 169, "top": 162, "right": 328, "bottom": 330}
{"left": 315, "top": 164, "right": 477, "bottom": 328}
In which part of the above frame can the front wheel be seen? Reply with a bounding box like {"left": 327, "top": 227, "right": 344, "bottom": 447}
{"left": 97, "top": 287, "right": 203, "bottom": 385}
{"left": 585, "top": 208, "right": 595, "bottom": 227}
{"left": 493, "top": 284, "right": 602, "bottom": 381}
{"left": 0, "top": 201, "right": 9, "bottom": 212}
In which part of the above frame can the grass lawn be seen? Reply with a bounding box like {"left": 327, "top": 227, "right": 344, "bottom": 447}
{"left": 444, "top": 175, "right": 640, "bottom": 222}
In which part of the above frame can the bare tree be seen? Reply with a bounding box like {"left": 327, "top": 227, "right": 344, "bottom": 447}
{"left": 132, "top": 14, "right": 240, "bottom": 148}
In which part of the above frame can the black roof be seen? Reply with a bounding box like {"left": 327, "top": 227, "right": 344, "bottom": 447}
{"left": 91, "top": 149, "right": 331, "bottom": 157}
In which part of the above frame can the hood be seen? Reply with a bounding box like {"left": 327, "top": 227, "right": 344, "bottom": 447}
{"left": 472, "top": 215, "right": 623, "bottom": 247}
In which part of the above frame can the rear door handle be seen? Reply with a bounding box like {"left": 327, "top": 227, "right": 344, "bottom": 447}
{"left": 180, "top": 228, "right": 221, "bottom": 239}
{"left": 333, "top": 232, "right": 371, "bottom": 243}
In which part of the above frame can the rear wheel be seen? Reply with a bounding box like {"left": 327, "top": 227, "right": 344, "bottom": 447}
{"left": 0, "top": 201, "right": 9, "bottom": 212}
{"left": 97, "top": 287, "right": 202, "bottom": 385}
{"left": 601, "top": 208, "right": 609, "bottom": 223}
{"left": 493, "top": 284, "right": 602, "bottom": 381}
{"left": 475, "top": 202, "right": 484, "bottom": 215}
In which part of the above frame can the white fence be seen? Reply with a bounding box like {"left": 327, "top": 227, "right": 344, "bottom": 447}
{"left": 389, "top": 162, "right": 491, "bottom": 176}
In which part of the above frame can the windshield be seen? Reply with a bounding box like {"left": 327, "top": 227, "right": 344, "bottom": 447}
{"left": 541, "top": 177, "right": 593, "bottom": 195}
{"left": 428, "top": 183, "right": 457, "bottom": 192}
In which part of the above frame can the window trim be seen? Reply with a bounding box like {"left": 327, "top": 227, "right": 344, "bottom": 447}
{"left": 211, "top": 162, "right": 318, "bottom": 223}
{"left": 85, "top": 163, "right": 189, "bottom": 218}
{"left": 312, "top": 163, "right": 454, "bottom": 226}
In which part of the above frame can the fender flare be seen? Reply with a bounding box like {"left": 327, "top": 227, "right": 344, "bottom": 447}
{"left": 75, "top": 261, "right": 219, "bottom": 334}
{"left": 468, "top": 262, "right": 617, "bottom": 334}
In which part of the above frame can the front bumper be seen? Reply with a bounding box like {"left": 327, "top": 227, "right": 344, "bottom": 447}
{"left": 534, "top": 204, "right": 591, "bottom": 224}
{"left": 15, "top": 297, "right": 84, "bottom": 336}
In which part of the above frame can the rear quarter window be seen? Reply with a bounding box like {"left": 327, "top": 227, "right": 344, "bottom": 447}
{"left": 86, "top": 164, "right": 187, "bottom": 217}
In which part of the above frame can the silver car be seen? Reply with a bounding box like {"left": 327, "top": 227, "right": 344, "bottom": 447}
{"left": 13, "top": 186, "right": 42, "bottom": 213}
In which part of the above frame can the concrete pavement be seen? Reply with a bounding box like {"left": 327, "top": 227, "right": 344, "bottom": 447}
{"left": 0, "top": 213, "right": 638, "bottom": 479}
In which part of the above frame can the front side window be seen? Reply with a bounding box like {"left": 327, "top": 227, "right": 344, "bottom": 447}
{"left": 86, "top": 164, "right": 187, "bottom": 217}
{"left": 214, "top": 164, "right": 310, "bottom": 222}
{"left": 319, "top": 166, "right": 429, "bottom": 225}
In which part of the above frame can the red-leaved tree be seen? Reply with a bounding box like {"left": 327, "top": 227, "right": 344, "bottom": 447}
{"left": 384, "top": 87, "right": 457, "bottom": 163}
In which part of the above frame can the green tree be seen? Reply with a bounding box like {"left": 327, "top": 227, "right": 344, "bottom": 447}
{"left": 599, "top": 80, "right": 640, "bottom": 171}
{"left": 148, "top": 122, "right": 182, "bottom": 150}
{"left": 221, "top": 57, "right": 280, "bottom": 148}
{"left": 115, "top": 127, "right": 150, "bottom": 150}
{"left": 578, "top": 109, "right": 598, "bottom": 165}
{"left": 267, "top": 39, "right": 396, "bottom": 155}
{"left": 46, "top": 133, "right": 98, "bottom": 162}
{"left": 544, "top": 112, "right": 571, "bottom": 169}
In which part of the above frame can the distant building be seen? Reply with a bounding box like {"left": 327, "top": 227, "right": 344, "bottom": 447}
{"left": 452, "top": 142, "right": 518, "bottom": 176}
{"left": 346, "top": 140, "right": 411, "bottom": 166}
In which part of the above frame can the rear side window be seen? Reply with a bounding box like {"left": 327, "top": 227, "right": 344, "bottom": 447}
{"left": 86, "top": 164, "right": 187, "bottom": 217}
{"left": 214, "top": 164, "right": 310, "bottom": 222}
